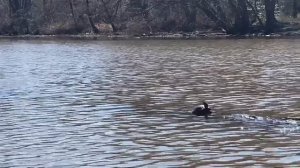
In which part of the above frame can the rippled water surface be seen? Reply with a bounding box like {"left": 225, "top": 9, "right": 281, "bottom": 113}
{"left": 0, "top": 39, "right": 300, "bottom": 167}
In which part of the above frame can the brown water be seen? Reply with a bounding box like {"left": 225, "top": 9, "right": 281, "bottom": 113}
{"left": 0, "top": 39, "right": 299, "bottom": 167}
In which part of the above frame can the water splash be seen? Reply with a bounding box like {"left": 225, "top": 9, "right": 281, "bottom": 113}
{"left": 226, "top": 114, "right": 300, "bottom": 134}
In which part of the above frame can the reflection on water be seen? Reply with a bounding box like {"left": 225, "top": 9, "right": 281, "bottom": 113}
{"left": 0, "top": 39, "right": 300, "bottom": 167}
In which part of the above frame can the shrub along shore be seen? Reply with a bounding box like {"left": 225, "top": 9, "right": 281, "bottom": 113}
{"left": 1, "top": 29, "right": 300, "bottom": 41}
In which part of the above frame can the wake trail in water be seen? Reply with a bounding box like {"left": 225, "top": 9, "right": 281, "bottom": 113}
{"left": 224, "top": 114, "right": 300, "bottom": 134}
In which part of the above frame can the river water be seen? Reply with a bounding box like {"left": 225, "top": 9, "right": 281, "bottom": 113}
{"left": 0, "top": 39, "right": 299, "bottom": 167}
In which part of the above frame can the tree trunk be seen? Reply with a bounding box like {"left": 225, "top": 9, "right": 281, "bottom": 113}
{"left": 42, "top": 0, "right": 47, "bottom": 19}
{"left": 292, "top": 0, "right": 298, "bottom": 18}
{"left": 236, "top": 0, "right": 250, "bottom": 34}
{"left": 181, "top": 0, "right": 197, "bottom": 32}
{"left": 247, "top": 0, "right": 264, "bottom": 28}
{"left": 264, "top": 0, "right": 277, "bottom": 34}
{"left": 99, "top": 0, "right": 122, "bottom": 33}
{"left": 8, "top": 0, "right": 32, "bottom": 34}
{"left": 196, "top": 0, "right": 229, "bottom": 33}
{"left": 111, "top": 23, "right": 117, "bottom": 32}
{"left": 85, "top": 0, "right": 99, "bottom": 33}
{"left": 68, "top": 0, "right": 78, "bottom": 26}
{"left": 229, "top": 0, "right": 250, "bottom": 34}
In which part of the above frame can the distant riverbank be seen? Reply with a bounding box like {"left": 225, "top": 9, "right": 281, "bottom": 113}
{"left": 1, "top": 30, "right": 300, "bottom": 40}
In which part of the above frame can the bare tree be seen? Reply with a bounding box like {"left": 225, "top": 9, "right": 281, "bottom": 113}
{"left": 0, "top": 0, "right": 297, "bottom": 35}
{"left": 85, "top": 0, "right": 99, "bottom": 33}
{"left": 68, "top": 0, "right": 78, "bottom": 26}
{"left": 180, "top": 0, "right": 197, "bottom": 32}
{"left": 292, "top": 0, "right": 298, "bottom": 18}
{"left": 196, "top": 0, "right": 230, "bottom": 32}
{"left": 97, "top": 0, "right": 122, "bottom": 32}
{"left": 264, "top": 0, "right": 277, "bottom": 34}
{"left": 196, "top": 0, "right": 251, "bottom": 34}
{"left": 247, "top": 0, "right": 264, "bottom": 28}
{"left": 8, "top": 0, "right": 32, "bottom": 34}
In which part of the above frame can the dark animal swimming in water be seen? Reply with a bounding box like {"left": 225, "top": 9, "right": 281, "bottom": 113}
{"left": 192, "top": 101, "right": 212, "bottom": 118}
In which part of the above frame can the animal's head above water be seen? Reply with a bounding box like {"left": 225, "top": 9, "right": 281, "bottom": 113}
{"left": 203, "top": 101, "right": 209, "bottom": 109}
{"left": 192, "top": 101, "right": 212, "bottom": 118}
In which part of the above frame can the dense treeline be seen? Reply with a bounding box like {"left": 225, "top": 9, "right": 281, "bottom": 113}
{"left": 0, "top": 0, "right": 299, "bottom": 35}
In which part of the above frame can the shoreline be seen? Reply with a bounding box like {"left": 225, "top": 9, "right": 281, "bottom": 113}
{"left": 1, "top": 31, "right": 300, "bottom": 40}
